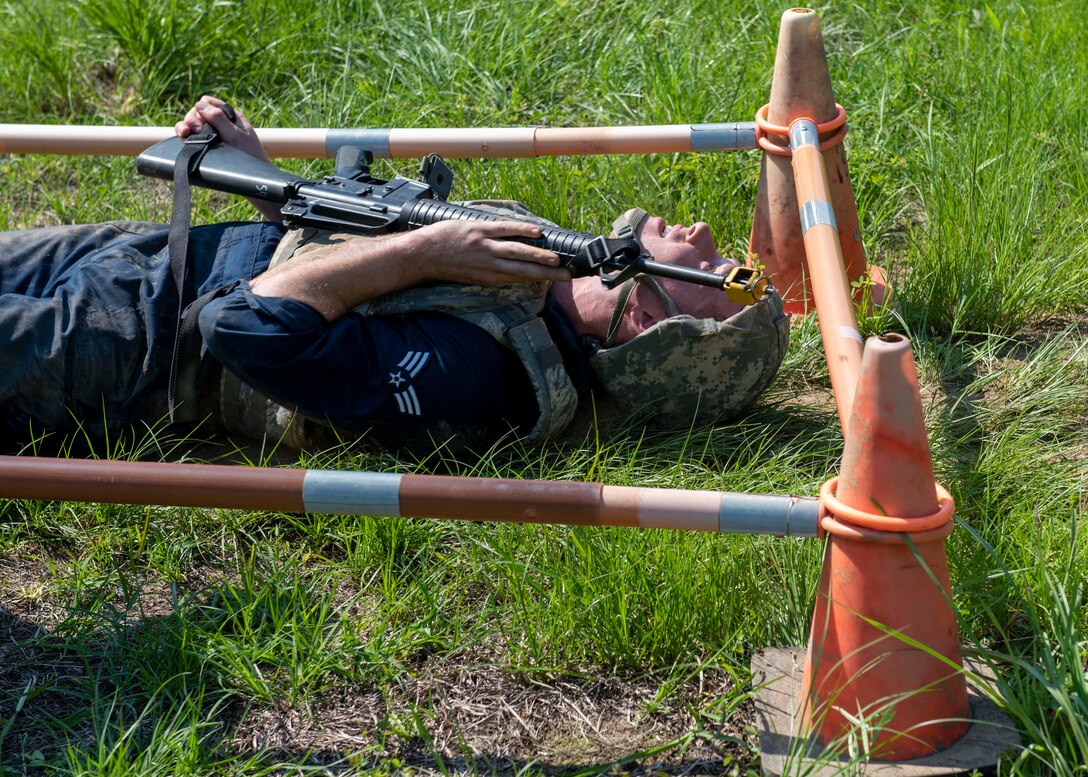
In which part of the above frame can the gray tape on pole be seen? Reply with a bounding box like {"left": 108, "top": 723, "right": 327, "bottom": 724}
{"left": 788, "top": 119, "right": 820, "bottom": 150}
{"left": 326, "top": 129, "right": 392, "bottom": 159}
{"left": 801, "top": 199, "right": 837, "bottom": 234}
{"left": 718, "top": 493, "right": 820, "bottom": 537}
{"left": 690, "top": 122, "right": 758, "bottom": 152}
{"left": 785, "top": 496, "right": 821, "bottom": 537}
{"left": 302, "top": 470, "right": 402, "bottom": 515}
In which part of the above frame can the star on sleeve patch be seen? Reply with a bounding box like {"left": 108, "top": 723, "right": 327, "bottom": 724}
{"left": 389, "top": 350, "right": 431, "bottom": 416}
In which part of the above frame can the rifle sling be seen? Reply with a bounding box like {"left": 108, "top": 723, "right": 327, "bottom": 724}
{"left": 167, "top": 126, "right": 219, "bottom": 423}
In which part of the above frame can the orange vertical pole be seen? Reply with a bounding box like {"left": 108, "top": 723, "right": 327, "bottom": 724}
{"left": 788, "top": 119, "right": 864, "bottom": 434}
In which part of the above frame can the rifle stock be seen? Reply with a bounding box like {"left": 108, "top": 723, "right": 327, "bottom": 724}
{"left": 137, "top": 136, "right": 301, "bottom": 202}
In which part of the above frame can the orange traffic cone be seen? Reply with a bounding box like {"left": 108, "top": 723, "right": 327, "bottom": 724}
{"left": 749, "top": 8, "right": 884, "bottom": 314}
{"left": 799, "top": 334, "right": 970, "bottom": 759}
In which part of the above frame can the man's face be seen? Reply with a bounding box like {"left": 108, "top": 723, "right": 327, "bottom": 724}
{"left": 630, "top": 211, "right": 745, "bottom": 323}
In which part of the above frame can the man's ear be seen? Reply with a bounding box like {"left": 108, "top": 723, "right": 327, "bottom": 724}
{"left": 626, "top": 293, "right": 660, "bottom": 335}
{"left": 626, "top": 302, "right": 657, "bottom": 333}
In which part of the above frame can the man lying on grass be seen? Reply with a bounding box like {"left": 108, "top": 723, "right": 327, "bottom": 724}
{"left": 0, "top": 97, "right": 789, "bottom": 453}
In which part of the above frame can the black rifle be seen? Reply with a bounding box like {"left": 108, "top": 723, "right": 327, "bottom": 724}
{"left": 137, "top": 136, "right": 768, "bottom": 300}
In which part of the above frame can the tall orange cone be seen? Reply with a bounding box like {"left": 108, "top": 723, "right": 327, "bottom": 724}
{"left": 799, "top": 334, "right": 970, "bottom": 759}
{"left": 749, "top": 8, "right": 883, "bottom": 314}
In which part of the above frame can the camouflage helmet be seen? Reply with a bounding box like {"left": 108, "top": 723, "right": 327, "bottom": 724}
{"left": 588, "top": 210, "right": 790, "bottom": 427}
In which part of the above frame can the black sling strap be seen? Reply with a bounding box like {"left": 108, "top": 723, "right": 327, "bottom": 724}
{"left": 165, "top": 106, "right": 235, "bottom": 422}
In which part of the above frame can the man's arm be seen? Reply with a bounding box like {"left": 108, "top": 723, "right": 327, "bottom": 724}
{"left": 249, "top": 218, "right": 570, "bottom": 321}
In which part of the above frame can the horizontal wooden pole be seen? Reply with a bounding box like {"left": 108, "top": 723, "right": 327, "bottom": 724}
{"left": 0, "top": 456, "right": 819, "bottom": 536}
{"left": 0, "top": 122, "right": 758, "bottom": 158}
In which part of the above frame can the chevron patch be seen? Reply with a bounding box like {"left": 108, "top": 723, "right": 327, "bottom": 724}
{"left": 389, "top": 350, "right": 431, "bottom": 416}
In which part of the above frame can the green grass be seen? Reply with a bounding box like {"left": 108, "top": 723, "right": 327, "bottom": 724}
{"left": 2, "top": 0, "right": 1087, "bottom": 773}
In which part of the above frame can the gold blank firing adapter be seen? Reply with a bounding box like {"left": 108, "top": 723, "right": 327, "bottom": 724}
{"left": 722, "top": 266, "right": 771, "bottom": 306}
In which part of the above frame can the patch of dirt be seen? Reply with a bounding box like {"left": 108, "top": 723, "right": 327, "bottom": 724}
{"left": 0, "top": 548, "right": 754, "bottom": 774}
{"left": 0, "top": 551, "right": 60, "bottom": 627}
{"left": 233, "top": 647, "right": 752, "bottom": 773}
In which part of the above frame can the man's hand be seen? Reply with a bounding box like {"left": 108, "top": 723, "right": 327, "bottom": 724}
{"left": 175, "top": 96, "right": 282, "bottom": 221}
{"left": 175, "top": 95, "right": 269, "bottom": 162}
{"left": 251, "top": 220, "right": 570, "bottom": 322}
{"left": 413, "top": 220, "right": 570, "bottom": 286}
